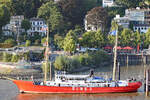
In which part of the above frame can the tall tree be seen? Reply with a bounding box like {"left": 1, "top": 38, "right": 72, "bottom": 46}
{"left": 86, "top": 7, "right": 108, "bottom": 32}
{"left": 0, "top": 4, "right": 10, "bottom": 34}
{"left": 120, "top": 28, "right": 133, "bottom": 46}
{"left": 63, "top": 30, "right": 78, "bottom": 53}
{"left": 38, "top": 1, "right": 64, "bottom": 33}
{"left": 131, "top": 30, "right": 141, "bottom": 47}
{"left": 80, "top": 31, "right": 96, "bottom": 48}
{"left": 11, "top": 0, "right": 42, "bottom": 18}
{"left": 21, "top": 19, "right": 31, "bottom": 32}
{"left": 57, "top": 0, "right": 85, "bottom": 27}
{"left": 94, "top": 29, "right": 105, "bottom": 48}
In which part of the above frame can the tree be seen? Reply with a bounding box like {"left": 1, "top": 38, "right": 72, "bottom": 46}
{"left": 115, "top": 0, "right": 142, "bottom": 8}
{"left": 2, "top": 52, "right": 12, "bottom": 62}
{"left": 54, "top": 56, "right": 71, "bottom": 71}
{"left": 38, "top": 1, "right": 64, "bottom": 33}
{"left": 145, "top": 28, "right": 150, "bottom": 47}
{"left": 120, "top": 28, "right": 133, "bottom": 46}
{"left": 11, "top": 54, "right": 19, "bottom": 62}
{"left": 0, "top": 4, "right": 10, "bottom": 33}
{"left": 80, "top": 30, "right": 105, "bottom": 48}
{"left": 11, "top": 0, "right": 42, "bottom": 18}
{"left": 131, "top": 30, "right": 141, "bottom": 47}
{"left": 80, "top": 31, "right": 96, "bottom": 48}
{"left": 21, "top": 19, "right": 31, "bottom": 32}
{"left": 54, "top": 34, "right": 64, "bottom": 49}
{"left": 63, "top": 30, "right": 78, "bottom": 53}
{"left": 86, "top": 7, "right": 108, "bottom": 32}
{"left": 94, "top": 30, "right": 105, "bottom": 48}
{"left": 57, "top": 0, "right": 84, "bottom": 27}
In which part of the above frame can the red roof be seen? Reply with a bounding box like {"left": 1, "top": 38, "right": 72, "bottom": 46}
{"left": 116, "top": 46, "right": 122, "bottom": 50}
{"left": 104, "top": 46, "right": 112, "bottom": 49}
{"left": 123, "top": 46, "right": 134, "bottom": 50}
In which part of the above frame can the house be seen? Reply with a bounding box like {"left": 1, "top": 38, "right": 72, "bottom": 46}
{"left": 114, "top": 15, "right": 129, "bottom": 28}
{"left": 102, "top": 0, "right": 114, "bottom": 7}
{"left": 114, "top": 7, "right": 150, "bottom": 33}
{"left": 2, "top": 15, "right": 24, "bottom": 36}
{"left": 84, "top": 14, "right": 105, "bottom": 32}
{"left": 27, "top": 18, "right": 48, "bottom": 36}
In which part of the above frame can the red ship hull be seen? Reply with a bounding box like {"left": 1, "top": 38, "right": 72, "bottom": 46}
{"left": 13, "top": 80, "right": 142, "bottom": 93}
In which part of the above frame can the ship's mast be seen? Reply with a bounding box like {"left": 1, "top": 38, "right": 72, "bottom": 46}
{"left": 44, "top": 24, "right": 51, "bottom": 83}
{"left": 112, "top": 24, "right": 118, "bottom": 81}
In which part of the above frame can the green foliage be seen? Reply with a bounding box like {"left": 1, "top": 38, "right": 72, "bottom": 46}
{"left": 25, "top": 40, "right": 31, "bottom": 47}
{"left": 131, "top": 31, "right": 141, "bottom": 47}
{"left": 54, "top": 56, "right": 71, "bottom": 71}
{"left": 2, "top": 52, "right": 12, "bottom": 62}
{"left": 41, "top": 37, "right": 47, "bottom": 45}
{"left": 21, "top": 19, "right": 31, "bottom": 31}
{"left": 107, "top": 35, "right": 115, "bottom": 46}
{"left": 80, "top": 31, "right": 95, "bottom": 48}
{"left": 120, "top": 28, "right": 133, "bottom": 46}
{"left": 41, "top": 37, "right": 51, "bottom": 46}
{"left": 63, "top": 30, "right": 78, "bottom": 53}
{"left": 54, "top": 34, "right": 64, "bottom": 49}
{"left": 11, "top": 54, "right": 19, "bottom": 62}
{"left": 80, "top": 30, "right": 105, "bottom": 48}
{"left": 4, "top": 38, "right": 16, "bottom": 46}
{"left": 38, "top": 1, "right": 64, "bottom": 32}
{"left": 115, "top": 0, "right": 142, "bottom": 8}
{"left": 144, "top": 29, "right": 150, "bottom": 47}
{"left": 0, "top": 4, "right": 10, "bottom": 32}
{"left": 11, "top": 0, "right": 42, "bottom": 18}
{"left": 54, "top": 50, "right": 111, "bottom": 72}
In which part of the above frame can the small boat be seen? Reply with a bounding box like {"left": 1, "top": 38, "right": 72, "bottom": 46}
{"left": 13, "top": 72, "right": 142, "bottom": 93}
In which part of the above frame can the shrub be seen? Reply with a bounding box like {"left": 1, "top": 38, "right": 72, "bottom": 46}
{"left": 2, "top": 52, "right": 12, "bottom": 62}
{"left": 11, "top": 54, "right": 19, "bottom": 62}
{"left": 25, "top": 40, "right": 31, "bottom": 47}
{"left": 4, "top": 38, "right": 16, "bottom": 47}
{"left": 54, "top": 56, "right": 72, "bottom": 71}
{"left": 54, "top": 50, "right": 111, "bottom": 72}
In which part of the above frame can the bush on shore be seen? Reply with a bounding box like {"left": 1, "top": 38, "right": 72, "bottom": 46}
{"left": 54, "top": 50, "right": 111, "bottom": 72}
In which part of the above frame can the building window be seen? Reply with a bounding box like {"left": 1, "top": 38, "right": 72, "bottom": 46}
{"left": 33, "top": 22, "right": 35, "bottom": 25}
{"left": 40, "top": 22, "right": 42, "bottom": 25}
{"left": 37, "top": 27, "right": 40, "bottom": 30}
{"left": 87, "top": 27, "right": 91, "bottom": 30}
{"left": 33, "top": 27, "right": 35, "bottom": 31}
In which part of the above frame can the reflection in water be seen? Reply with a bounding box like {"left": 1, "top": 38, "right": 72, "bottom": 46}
{"left": 14, "top": 93, "right": 150, "bottom": 100}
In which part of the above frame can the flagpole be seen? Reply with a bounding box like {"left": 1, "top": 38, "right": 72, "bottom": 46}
{"left": 112, "top": 27, "right": 118, "bottom": 81}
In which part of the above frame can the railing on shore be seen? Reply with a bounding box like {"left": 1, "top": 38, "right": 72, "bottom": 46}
{"left": 0, "top": 73, "right": 44, "bottom": 80}
{"left": 110, "top": 53, "right": 150, "bottom": 66}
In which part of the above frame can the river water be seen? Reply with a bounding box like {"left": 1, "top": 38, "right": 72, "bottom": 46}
{"left": 0, "top": 65, "right": 150, "bottom": 100}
